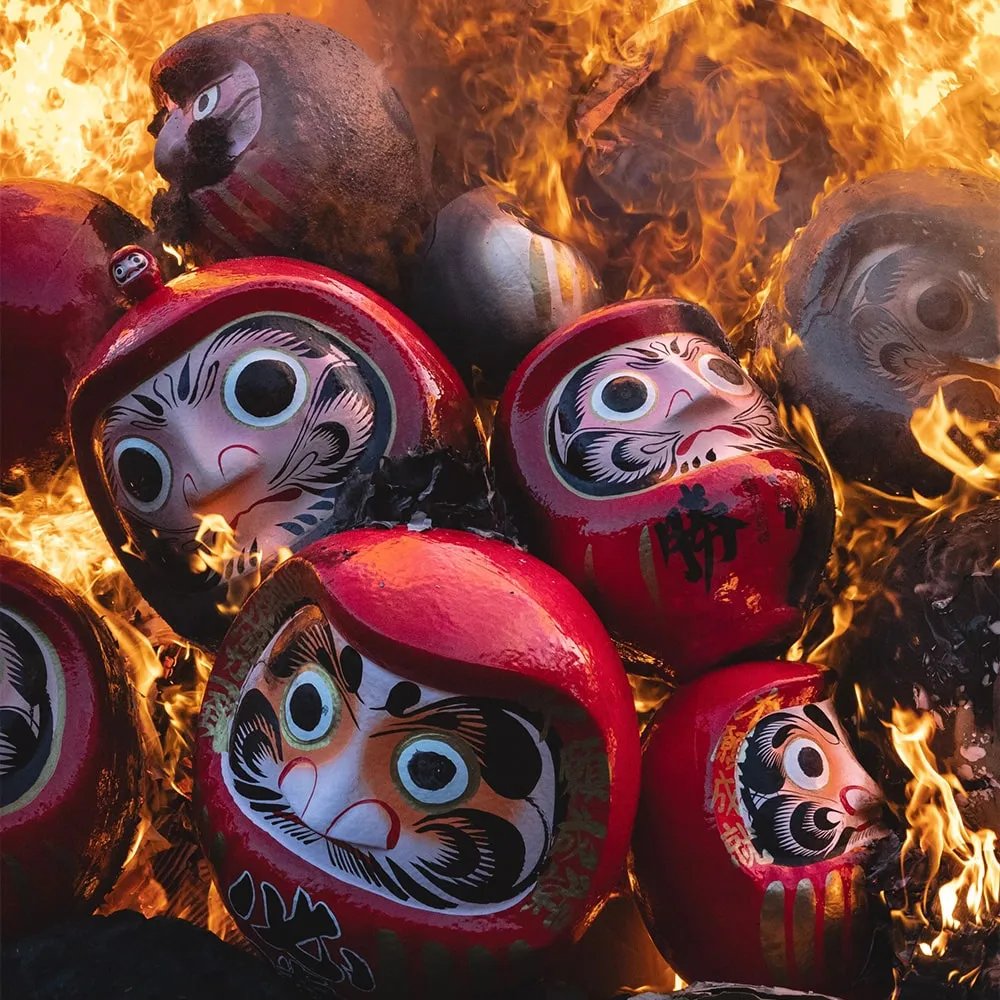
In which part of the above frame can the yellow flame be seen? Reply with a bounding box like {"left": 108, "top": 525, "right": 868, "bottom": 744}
{"left": 888, "top": 708, "right": 1000, "bottom": 969}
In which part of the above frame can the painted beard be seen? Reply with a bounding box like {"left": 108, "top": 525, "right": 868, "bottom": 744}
{"left": 548, "top": 334, "right": 786, "bottom": 497}
{"left": 222, "top": 605, "right": 566, "bottom": 914}
{"left": 0, "top": 609, "right": 56, "bottom": 809}
{"left": 735, "top": 700, "right": 887, "bottom": 867}
{"left": 99, "top": 314, "right": 393, "bottom": 590}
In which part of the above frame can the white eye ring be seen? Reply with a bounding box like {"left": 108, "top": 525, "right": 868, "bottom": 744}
{"left": 783, "top": 737, "right": 830, "bottom": 792}
{"left": 112, "top": 437, "right": 172, "bottom": 513}
{"left": 281, "top": 668, "right": 339, "bottom": 747}
{"left": 223, "top": 349, "right": 308, "bottom": 429}
{"left": 590, "top": 371, "right": 658, "bottom": 422}
{"left": 192, "top": 84, "right": 220, "bottom": 121}
{"left": 113, "top": 263, "right": 127, "bottom": 280}
{"left": 394, "top": 734, "right": 478, "bottom": 807}
{"left": 696, "top": 353, "right": 754, "bottom": 396}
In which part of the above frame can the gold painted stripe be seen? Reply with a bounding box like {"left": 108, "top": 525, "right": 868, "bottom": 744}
{"left": 529, "top": 235, "right": 553, "bottom": 324}
{"left": 466, "top": 945, "right": 496, "bottom": 997}
{"left": 377, "top": 929, "right": 409, "bottom": 995}
{"left": 213, "top": 183, "right": 285, "bottom": 242}
{"left": 850, "top": 864, "right": 869, "bottom": 957}
{"left": 823, "top": 870, "right": 845, "bottom": 974}
{"left": 639, "top": 525, "right": 663, "bottom": 610}
{"left": 759, "top": 880, "right": 788, "bottom": 985}
{"left": 507, "top": 940, "right": 537, "bottom": 987}
{"left": 197, "top": 203, "right": 254, "bottom": 257}
{"left": 793, "top": 878, "right": 816, "bottom": 983}
{"left": 240, "top": 166, "right": 298, "bottom": 215}
{"left": 583, "top": 543, "right": 597, "bottom": 597}
{"left": 555, "top": 243, "right": 576, "bottom": 307}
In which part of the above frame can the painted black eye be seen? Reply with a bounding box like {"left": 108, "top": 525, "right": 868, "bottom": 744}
{"left": 697, "top": 353, "right": 754, "bottom": 395}
{"left": 112, "top": 437, "right": 171, "bottom": 512}
{"left": 394, "top": 734, "right": 478, "bottom": 807}
{"left": 590, "top": 371, "right": 658, "bottom": 421}
{"left": 224, "top": 349, "right": 307, "bottom": 428}
{"left": 784, "top": 737, "right": 829, "bottom": 792}
{"left": 915, "top": 280, "right": 968, "bottom": 334}
{"left": 281, "top": 667, "right": 339, "bottom": 746}
{"left": 192, "top": 84, "right": 220, "bottom": 121}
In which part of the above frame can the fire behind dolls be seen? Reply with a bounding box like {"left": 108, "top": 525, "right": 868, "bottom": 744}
{"left": 1, "top": 557, "right": 142, "bottom": 939}
{"left": 195, "top": 527, "right": 640, "bottom": 998}
{"left": 70, "top": 255, "right": 477, "bottom": 650}
{"left": 494, "top": 298, "right": 835, "bottom": 681}
{"left": 632, "top": 661, "right": 889, "bottom": 994}
{"left": 148, "top": 14, "right": 430, "bottom": 299}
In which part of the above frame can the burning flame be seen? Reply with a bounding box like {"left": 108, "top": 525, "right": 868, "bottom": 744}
{"left": 888, "top": 707, "right": 1000, "bottom": 981}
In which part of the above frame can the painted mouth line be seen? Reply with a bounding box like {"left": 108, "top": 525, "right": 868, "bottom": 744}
{"left": 677, "top": 424, "right": 750, "bottom": 456}
{"left": 230, "top": 487, "right": 303, "bottom": 529}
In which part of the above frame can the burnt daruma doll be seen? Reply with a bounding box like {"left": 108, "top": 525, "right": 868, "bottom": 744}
{"left": 194, "top": 527, "right": 641, "bottom": 998}
{"left": 0, "top": 557, "right": 142, "bottom": 938}
{"left": 632, "top": 661, "right": 889, "bottom": 993}
{"left": 70, "top": 256, "right": 477, "bottom": 650}
{"left": 408, "top": 189, "right": 603, "bottom": 394}
{"left": 755, "top": 169, "right": 1000, "bottom": 497}
{"left": 148, "top": 14, "right": 430, "bottom": 298}
{"left": 494, "top": 299, "right": 835, "bottom": 681}
{"left": 0, "top": 179, "right": 164, "bottom": 476}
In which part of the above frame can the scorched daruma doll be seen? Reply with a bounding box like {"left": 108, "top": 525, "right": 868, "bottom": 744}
{"left": 494, "top": 299, "right": 835, "bottom": 681}
{"left": 148, "top": 14, "right": 430, "bottom": 298}
{"left": 194, "top": 528, "right": 640, "bottom": 998}
{"left": 70, "top": 256, "right": 477, "bottom": 649}
{"left": 632, "top": 661, "right": 888, "bottom": 993}
{"left": 0, "top": 557, "right": 142, "bottom": 938}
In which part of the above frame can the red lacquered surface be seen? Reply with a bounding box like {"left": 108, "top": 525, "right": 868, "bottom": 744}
{"left": 70, "top": 256, "right": 479, "bottom": 649}
{"left": 0, "top": 556, "right": 142, "bottom": 938}
{"left": 494, "top": 298, "right": 835, "bottom": 681}
{"left": 0, "top": 180, "right": 158, "bottom": 473}
{"left": 195, "top": 527, "right": 640, "bottom": 998}
{"left": 632, "top": 661, "right": 887, "bottom": 993}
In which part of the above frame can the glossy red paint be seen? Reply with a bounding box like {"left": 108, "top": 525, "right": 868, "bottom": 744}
{"left": 632, "top": 661, "right": 886, "bottom": 993}
{"left": 195, "top": 527, "right": 641, "bottom": 998}
{"left": 0, "top": 180, "right": 161, "bottom": 475}
{"left": 494, "top": 298, "right": 835, "bottom": 682}
{"left": 0, "top": 556, "right": 142, "bottom": 939}
{"left": 69, "top": 256, "right": 479, "bottom": 649}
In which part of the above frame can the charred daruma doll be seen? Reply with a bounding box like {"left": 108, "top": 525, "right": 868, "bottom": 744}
{"left": 0, "top": 180, "right": 164, "bottom": 476}
{"left": 0, "top": 557, "right": 142, "bottom": 938}
{"left": 148, "top": 14, "right": 430, "bottom": 298}
{"left": 70, "top": 255, "right": 477, "bottom": 650}
{"left": 494, "top": 299, "right": 835, "bottom": 681}
{"left": 409, "top": 189, "right": 603, "bottom": 394}
{"left": 755, "top": 169, "right": 1000, "bottom": 497}
{"left": 194, "top": 527, "right": 640, "bottom": 998}
{"left": 632, "top": 661, "right": 888, "bottom": 993}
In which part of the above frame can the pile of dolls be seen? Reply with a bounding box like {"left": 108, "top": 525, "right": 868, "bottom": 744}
{"left": 2, "top": 7, "right": 999, "bottom": 1000}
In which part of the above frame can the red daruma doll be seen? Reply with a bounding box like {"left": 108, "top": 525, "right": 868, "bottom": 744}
{"left": 70, "top": 253, "right": 477, "bottom": 649}
{"left": 494, "top": 298, "right": 835, "bottom": 681}
{"left": 194, "top": 528, "right": 641, "bottom": 998}
{"left": 0, "top": 557, "right": 142, "bottom": 938}
{"left": 632, "top": 661, "right": 888, "bottom": 993}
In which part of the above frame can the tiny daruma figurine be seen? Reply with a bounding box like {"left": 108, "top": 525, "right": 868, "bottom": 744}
{"left": 494, "top": 299, "right": 835, "bottom": 681}
{"left": 0, "top": 557, "right": 142, "bottom": 938}
{"left": 148, "top": 14, "right": 430, "bottom": 298}
{"left": 755, "top": 168, "right": 1000, "bottom": 497}
{"left": 0, "top": 179, "right": 164, "bottom": 476}
{"left": 632, "top": 661, "right": 888, "bottom": 994}
{"left": 70, "top": 254, "right": 477, "bottom": 650}
{"left": 195, "top": 527, "right": 640, "bottom": 998}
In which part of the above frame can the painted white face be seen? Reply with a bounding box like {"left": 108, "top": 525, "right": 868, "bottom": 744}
{"left": 222, "top": 604, "right": 563, "bottom": 914}
{"left": 0, "top": 607, "right": 64, "bottom": 814}
{"left": 111, "top": 250, "right": 152, "bottom": 288}
{"left": 99, "top": 314, "right": 393, "bottom": 587}
{"left": 735, "top": 699, "right": 887, "bottom": 867}
{"left": 548, "top": 333, "right": 786, "bottom": 496}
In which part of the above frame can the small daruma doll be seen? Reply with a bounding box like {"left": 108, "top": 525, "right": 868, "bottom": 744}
{"left": 0, "top": 557, "right": 142, "bottom": 938}
{"left": 194, "top": 527, "right": 640, "bottom": 998}
{"left": 70, "top": 254, "right": 477, "bottom": 649}
{"left": 632, "top": 661, "right": 888, "bottom": 993}
{"left": 494, "top": 298, "right": 835, "bottom": 681}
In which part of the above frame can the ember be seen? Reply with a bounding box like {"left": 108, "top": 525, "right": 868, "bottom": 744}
{"left": 1, "top": 1, "right": 998, "bottom": 998}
